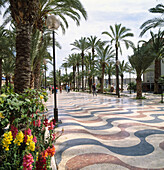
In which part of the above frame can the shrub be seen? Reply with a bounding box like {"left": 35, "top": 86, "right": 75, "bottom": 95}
{"left": 0, "top": 89, "right": 62, "bottom": 169}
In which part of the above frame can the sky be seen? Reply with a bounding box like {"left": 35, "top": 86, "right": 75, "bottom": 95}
{"left": 52, "top": 0, "right": 163, "bottom": 78}
{"left": 0, "top": 0, "right": 163, "bottom": 78}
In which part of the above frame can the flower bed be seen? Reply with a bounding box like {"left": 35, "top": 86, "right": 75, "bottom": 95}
{"left": 0, "top": 89, "right": 62, "bottom": 169}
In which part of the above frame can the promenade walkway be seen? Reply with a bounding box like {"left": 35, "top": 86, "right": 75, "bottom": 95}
{"left": 46, "top": 91, "right": 164, "bottom": 170}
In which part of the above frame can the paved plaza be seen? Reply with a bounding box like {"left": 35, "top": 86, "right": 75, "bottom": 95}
{"left": 46, "top": 91, "right": 164, "bottom": 170}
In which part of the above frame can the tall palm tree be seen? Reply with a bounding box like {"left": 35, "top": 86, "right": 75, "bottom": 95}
{"left": 8, "top": 0, "right": 40, "bottom": 93}
{"left": 148, "top": 30, "right": 164, "bottom": 93}
{"left": 140, "top": 4, "right": 164, "bottom": 36}
{"left": 119, "top": 60, "right": 130, "bottom": 92}
{"left": 67, "top": 54, "right": 77, "bottom": 91}
{"left": 61, "top": 62, "right": 68, "bottom": 76}
{"left": 105, "top": 61, "right": 115, "bottom": 89}
{"left": 3, "top": 0, "right": 87, "bottom": 93}
{"left": 0, "top": 27, "right": 15, "bottom": 92}
{"left": 87, "top": 36, "right": 101, "bottom": 83}
{"left": 102, "top": 23, "right": 134, "bottom": 97}
{"left": 129, "top": 42, "right": 155, "bottom": 98}
{"left": 96, "top": 45, "right": 114, "bottom": 93}
{"left": 71, "top": 37, "right": 89, "bottom": 91}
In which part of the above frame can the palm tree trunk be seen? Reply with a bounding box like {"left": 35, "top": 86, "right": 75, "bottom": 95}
{"left": 30, "top": 71, "right": 34, "bottom": 89}
{"left": 92, "top": 48, "right": 95, "bottom": 84}
{"left": 77, "top": 65, "right": 80, "bottom": 91}
{"left": 81, "top": 52, "right": 84, "bottom": 91}
{"left": 154, "top": 59, "right": 161, "bottom": 94}
{"left": 108, "top": 72, "right": 111, "bottom": 88}
{"left": 136, "top": 75, "right": 142, "bottom": 98}
{"left": 121, "top": 74, "right": 124, "bottom": 92}
{"left": 101, "top": 64, "right": 105, "bottom": 93}
{"left": 73, "top": 66, "right": 76, "bottom": 91}
{"left": 14, "top": 23, "right": 31, "bottom": 93}
{"left": 115, "top": 44, "right": 120, "bottom": 97}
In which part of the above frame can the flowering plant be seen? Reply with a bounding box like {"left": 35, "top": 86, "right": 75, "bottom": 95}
{"left": 0, "top": 89, "right": 63, "bottom": 169}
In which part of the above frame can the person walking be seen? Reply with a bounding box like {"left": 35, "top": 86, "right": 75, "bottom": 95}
{"left": 66, "top": 84, "right": 69, "bottom": 93}
{"left": 92, "top": 83, "right": 97, "bottom": 96}
{"left": 60, "top": 86, "right": 62, "bottom": 93}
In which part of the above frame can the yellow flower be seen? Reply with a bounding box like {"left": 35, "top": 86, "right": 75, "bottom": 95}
{"left": 0, "top": 112, "right": 4, "bottom": 118}
{"left": 36, "top": 152, "right": 39, "bottom": 161}
{"left": 26, "top": 135, "right": 33, "bottom": 146}
{"left": 14, "top": 131, "right": 24, "bottom": 146}
{"left": 2, "top": 131, "right": 13, "bottom": 151}
{"left": 26, "top": 135, "right": 35, "bottom": 151}
{"left": 28, "top": 141, "right": 35, "bottom": 151}
{"left": 40, "top": 95, "right": 44, "bottom": 100}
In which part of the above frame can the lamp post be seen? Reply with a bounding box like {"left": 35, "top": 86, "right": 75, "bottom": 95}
{"left": 47, "top": 15, "right": 60, "bottom": 122}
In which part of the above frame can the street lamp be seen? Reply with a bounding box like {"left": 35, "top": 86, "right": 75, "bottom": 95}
{"left": 46, "top": 15, "right": 60, "bottom": 122}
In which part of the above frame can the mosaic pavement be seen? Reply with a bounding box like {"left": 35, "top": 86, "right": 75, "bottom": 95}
{"left": 46, "top": 92, "right": 164, "bottom": 170}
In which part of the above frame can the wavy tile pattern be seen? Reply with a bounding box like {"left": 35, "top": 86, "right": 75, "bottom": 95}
{"left": 46, "top": 92, "right": 164, "bottom": 170}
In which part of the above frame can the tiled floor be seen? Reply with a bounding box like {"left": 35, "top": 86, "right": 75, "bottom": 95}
{"left": 46, "top": 91, "right": 164, "bottom": 170}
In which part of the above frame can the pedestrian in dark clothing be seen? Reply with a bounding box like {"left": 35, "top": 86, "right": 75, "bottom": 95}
{"left": 92, "top": 83, "right": 97, "bottom": 96}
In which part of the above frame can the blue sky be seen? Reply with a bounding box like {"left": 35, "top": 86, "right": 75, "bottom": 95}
{"left": 52, "top": 0, "right": 163, "bottom": 77}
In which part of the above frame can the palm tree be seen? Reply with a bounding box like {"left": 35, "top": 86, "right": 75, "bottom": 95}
{"left": 8, "top": 0, "right": 40, "bottom": 93}
{"left": 147, "top": 30, "right": 164, "bottom": 93}
{"left": 102, "top": 23, "right": 134, "bottom": 97}
{"left": 119, "top": 60, "right": 130, "bottom": 92}
{"left": 87, "top": 36, "right": 101, "bottom": 83}
{"left": 3, "top": 0, "right": 87, "bottom": 93}
{"left": 67, "top": 54, "right": 77, "bottom": 91}
{"left": 105, "top": 61, "right": 115, "bottom": 89}
{"left": 140, "top": 4, "right": 164, "bottom": 36}
{"left": 71, "top": 37, "right": 89, "bottom": 91}
{"left": 0, "top": 27, "right": 15, "bottom": 92}
{"left": 96, "top": 45, "right": 114, "bottom": 93}
{"left": 61, "top": 62, "right": 68, "bottom": 76}
{"left": 129, "top": 42, "right": 155, "bottom": 98}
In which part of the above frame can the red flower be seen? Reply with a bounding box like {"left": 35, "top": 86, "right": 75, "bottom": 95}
{"left": 36, "top": 156, "right": 47, "bottom": 170}
{"left": 48, "top": 121, "right": 53, "bottom": 130}
{"left": 10, "top": 125, "right": 18, "bottom": 139}
{"left": 33, "top": 120, "right": 36, "bottom": 126}
{"left": 43, "top": 118, "right": 49, "bottom": 127}
{"left": 52, "top": 119, "right": 56, "bottom": 126}
{"left": 24, "top": 128, "right": 32, "bottom": 143}
{"left": 46, "top": 145, "right": 55, "bottom": 157}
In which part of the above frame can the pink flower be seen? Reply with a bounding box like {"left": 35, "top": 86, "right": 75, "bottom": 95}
{"left": 10, "top": 125, "right": 18, "bottom": 139}
{"left": 37, "top": 119, "right": 41, "bottom": 127}
{"left": 31, "top": 114, "right": 34, "bottom": 118}
{"left": 33, "top": 136, "right": 37, "bottom": 143}
{"left": 23, "top": 153, "right": 34, "bottom": 170}
{"left": 24, "top": 128, "right": 32, "bottom": 143}
{"left": 48, "top": 121, "right": 54, "bottom": 130}
{"left": 52, "top": 133, "right": 56, "bottom": 141}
